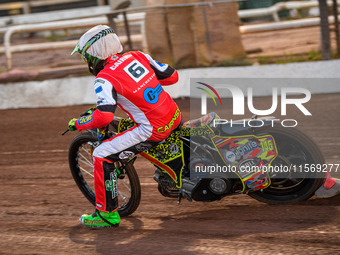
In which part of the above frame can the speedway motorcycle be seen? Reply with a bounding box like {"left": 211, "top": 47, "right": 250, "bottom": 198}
{"left": 66, "top": 112, "right": 325, "bottom": 217}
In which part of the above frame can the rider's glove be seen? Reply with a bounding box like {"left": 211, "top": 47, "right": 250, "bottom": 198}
{"left": 68, "top": 118, "right": 78, "bottom": 131}
{"left": 80, "top": 105, "right": 97, "bottom": 117}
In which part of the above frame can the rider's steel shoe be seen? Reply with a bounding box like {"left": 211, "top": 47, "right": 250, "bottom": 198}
{"left": 315, "top": 178, "right": 340, "bottom": 198}
{"left": 79, "top": 210, "right": 120, "bottom": 228}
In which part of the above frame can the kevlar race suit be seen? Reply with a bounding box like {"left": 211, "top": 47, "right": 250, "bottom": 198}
{"left": 74, "top": 51, "right": 181, "bottom": 212}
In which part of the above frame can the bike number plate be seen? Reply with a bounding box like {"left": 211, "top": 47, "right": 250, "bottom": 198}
{"left": 212, "top": 135, "right": 278, "bottom": 191}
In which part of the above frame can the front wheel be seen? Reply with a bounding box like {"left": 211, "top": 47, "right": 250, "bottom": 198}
{"left": 68, "top": 132, "right": 141, "bottom": 217}
{"left": 249, "top": 126, "right": 325, "bottom": 204}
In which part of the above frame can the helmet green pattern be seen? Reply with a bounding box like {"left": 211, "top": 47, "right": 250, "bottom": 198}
{"left": 71, "top": 27, "right": 115, "bottom": 75}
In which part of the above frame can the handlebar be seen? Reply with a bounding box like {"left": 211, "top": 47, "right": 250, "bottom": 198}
{"left": 61, "top": 110, "right": 123, "bottom": 136}
{"left": 61, "top": 129, "right": 69, "bottom": 136}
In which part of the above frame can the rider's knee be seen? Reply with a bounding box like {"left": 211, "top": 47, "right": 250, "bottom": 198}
{"left": 92, "top": 147, "right": 102, "bottom": 158}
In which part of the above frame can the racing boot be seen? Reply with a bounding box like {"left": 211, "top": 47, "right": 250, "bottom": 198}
{"left": 315, "top": 172, "right": 340, "bottom": 198}
{"left": 79, "top": 209, "right": 120, "bottom": 228}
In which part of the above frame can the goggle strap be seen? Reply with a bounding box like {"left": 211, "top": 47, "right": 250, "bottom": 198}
{"left": 80, "top": 28, "right": 115, "bottom": 60}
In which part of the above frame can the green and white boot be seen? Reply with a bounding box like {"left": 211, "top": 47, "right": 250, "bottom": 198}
{"left": 79, "top": 210, "right": 120, "bottom": 228}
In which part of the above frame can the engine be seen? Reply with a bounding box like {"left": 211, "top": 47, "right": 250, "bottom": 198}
{"left": 184, "top": 157, "right": 233, "bottom": 201}
{"left": 154, "top": 157, "right": 234, "bottom": 202}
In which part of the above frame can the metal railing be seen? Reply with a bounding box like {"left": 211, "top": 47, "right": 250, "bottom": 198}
{"left": 1, "top": 0, "right": 242, "bottom": 70}
{"left": 238, "top": 0, "right": 340, "bottom": 21}
{"left": 0, "top": 0, "right": 104, "bottom": 15}
{"left": 2, "top": 0, "right": 340, "bottom": 70}
{"left": 0, "top": 5, "right": 111, "bottom": 28}
{"left": 240, "top": 14, "right": 340, "bottom": 33}
{"left": 1, "top": 14, "right": 145, "bottom": 69}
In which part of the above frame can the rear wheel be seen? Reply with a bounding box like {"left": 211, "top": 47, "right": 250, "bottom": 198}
{"left": 68, "top": 132, "right": 141, "bottom": 217}
{"left": 249, "top": 126, "right": 325, "bottom": 204}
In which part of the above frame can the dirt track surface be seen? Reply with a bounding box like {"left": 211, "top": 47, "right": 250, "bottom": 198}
{"left": 1, "top": 96, "right": 340, "bottom": 255}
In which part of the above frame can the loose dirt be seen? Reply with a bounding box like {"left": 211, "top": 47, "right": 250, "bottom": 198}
{"left": 0, "top": 95, "right": 339, "bottom": 254}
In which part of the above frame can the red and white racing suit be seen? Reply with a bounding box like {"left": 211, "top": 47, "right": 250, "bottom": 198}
{"left": 75, "top": 51, "right": 181, "bottom": 212}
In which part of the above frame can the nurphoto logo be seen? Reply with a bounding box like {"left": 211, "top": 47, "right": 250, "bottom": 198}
{"left": 196, "top": 82, "right": 312, "bottom": 127}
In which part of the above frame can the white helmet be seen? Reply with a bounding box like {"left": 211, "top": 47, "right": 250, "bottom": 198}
{"left": 71, "top": 25, "right": 123, "bottom": 75}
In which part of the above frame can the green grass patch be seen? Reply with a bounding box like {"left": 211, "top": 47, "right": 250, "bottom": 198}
{"left": 256, "top": 50, "right": 325, "bottom": 65}
{"left": 215, "top": 58, "right": 252, "bottom": 67}
{"left": 45, "top": 33, "right": 65, "bottom": 42}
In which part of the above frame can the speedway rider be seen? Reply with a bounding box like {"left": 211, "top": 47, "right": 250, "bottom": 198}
{"left": 68, "top": 25, "right": 182, "bottom": 228}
